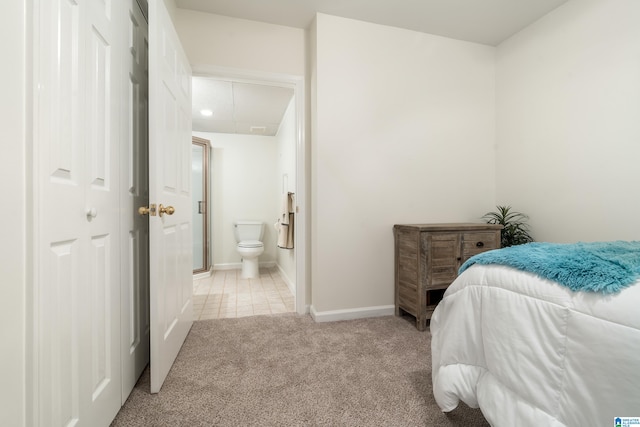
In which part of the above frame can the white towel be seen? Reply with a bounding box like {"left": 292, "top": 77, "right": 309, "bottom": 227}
{"left": 277, "top": 192, "right": 295, "bottom": 249}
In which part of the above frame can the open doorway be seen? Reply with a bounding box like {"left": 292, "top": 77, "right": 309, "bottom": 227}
{"left": 189, "top": 71, "right": 306, "bottom": 318}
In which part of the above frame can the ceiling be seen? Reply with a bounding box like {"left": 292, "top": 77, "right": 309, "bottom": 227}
{"left": 175, "top": 0, "right": 568, "bottom": 46}
{"left": 180, "top": 0, "right": 569, "bottom": 136}
{"left": 192, "top": 77, "right": 294, "bottom": 136}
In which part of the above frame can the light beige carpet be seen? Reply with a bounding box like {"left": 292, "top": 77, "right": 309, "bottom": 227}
{"left": 111, "top": 314, "right": 489, "bottom": 426}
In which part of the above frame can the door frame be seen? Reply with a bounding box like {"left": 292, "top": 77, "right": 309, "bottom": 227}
{"left": 191, "top": 65, "right": 307, "bottom": 315}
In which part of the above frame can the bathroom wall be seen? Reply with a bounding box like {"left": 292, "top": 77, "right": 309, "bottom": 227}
{"left": 193, "top": 131, "right": 280, "bottom": 269}
{"left": 496, "top": 0, "right": 640, "bottom": 243}
{"left": 275, "top": 98, "right": 297, "bottom": 288}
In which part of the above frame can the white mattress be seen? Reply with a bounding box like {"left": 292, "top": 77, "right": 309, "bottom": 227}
{"left": 430, "top": 264, "right": 640, "bottom": 427}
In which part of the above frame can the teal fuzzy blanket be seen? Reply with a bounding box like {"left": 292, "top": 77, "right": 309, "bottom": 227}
{"left": 459, "top": 241, "right": 640, "bottom": 294}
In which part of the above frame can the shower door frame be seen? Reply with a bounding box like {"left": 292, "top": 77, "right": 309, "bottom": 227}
{"left": 192, "top": 136, "right": 211, "bottom": 275}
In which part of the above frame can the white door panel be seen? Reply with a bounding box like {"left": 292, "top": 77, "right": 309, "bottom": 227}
{"left": 149, "top": 0, "right": 193, "bottom": 393}
{"left": 40, "top": 240, "right": 82, "bottom": 426}
{"left": 35, "top": 1, "right": 84, "bottom": 423}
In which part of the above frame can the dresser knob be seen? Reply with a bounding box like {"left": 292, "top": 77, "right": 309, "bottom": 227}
{"left": 476, "top": 241, "right": 484, "bottom": 248}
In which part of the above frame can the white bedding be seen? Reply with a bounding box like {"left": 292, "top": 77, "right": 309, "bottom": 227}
{"left": 431, "top": 264, "right": 640, "bottom": 427}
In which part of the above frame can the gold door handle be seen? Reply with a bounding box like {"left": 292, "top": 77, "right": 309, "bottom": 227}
{"left": 138, "top": 204, "right": 156, "bottom": 216}
{"left": 159, "top": 204, "right": 175, "bottom": 217}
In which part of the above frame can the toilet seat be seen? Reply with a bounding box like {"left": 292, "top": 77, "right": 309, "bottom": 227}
{"left": 238, "top": 240, "right": 263, "bottom": 248}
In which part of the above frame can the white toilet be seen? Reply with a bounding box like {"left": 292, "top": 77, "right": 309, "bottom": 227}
{"left": 234, "top": 220, "right": 265, "bottom": 279}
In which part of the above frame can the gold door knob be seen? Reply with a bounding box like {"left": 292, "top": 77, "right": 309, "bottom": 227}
{"left": 138, "top": 204, "right": 156, "bottom": 216}
{"left": 159, "top": 204, "right": 175, "bottom": 217}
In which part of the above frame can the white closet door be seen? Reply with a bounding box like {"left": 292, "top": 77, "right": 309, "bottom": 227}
{"left": 148, "top": 0, "right": 194, "bottom": 393}
{"left": 34, "top": 0, "right": 122, "bottom": 425}
{"left": 121, "top": 0, "right": 150, "bottom": 403}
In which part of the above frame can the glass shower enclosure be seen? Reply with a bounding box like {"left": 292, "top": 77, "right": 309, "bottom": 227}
{"left": 192, "top": 137, "right": 210, "bottom": 274}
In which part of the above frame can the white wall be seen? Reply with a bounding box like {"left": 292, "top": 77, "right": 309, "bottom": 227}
{"left": 174, "top": 9, "right": 306, "bottom": 76}
{"left": 193, "top": 131, "right": 280, "bottom": 269}
{"left": 496, "top": 0, "right": 640, "bottom": 242}
{"left": 275, "top": 98, "right": 297, "bottom": 286}
{"left": 1, "top": 1, "right": 27, "bottom": 426}
{"left": 311, "top": 14, "right": 496, "bottom": 314}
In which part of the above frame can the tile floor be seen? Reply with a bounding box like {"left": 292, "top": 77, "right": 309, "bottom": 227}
{"left": 193, "top": 267, "right": 295, "bottom": 320}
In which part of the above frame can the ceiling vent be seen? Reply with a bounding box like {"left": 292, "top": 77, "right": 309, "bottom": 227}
{"left": 249, "top": 126, "right": 267, "bottom": 134}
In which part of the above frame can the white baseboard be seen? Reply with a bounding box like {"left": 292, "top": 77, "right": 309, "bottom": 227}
{"left": 276, "top": 264, "right": 295, "bottom": 295}
{"left": 213, "top": 263, "right": 241, "bottom": 271}
{"left": 213, "top": 261, "right": 276, "bottom": 271}
{"left": 310, "top": 305, "right": 395, "bottom": 323}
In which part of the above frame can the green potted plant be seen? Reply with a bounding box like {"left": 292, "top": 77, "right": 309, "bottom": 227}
{"left": 483, "top": 205, "right": 534, "bottom": 247}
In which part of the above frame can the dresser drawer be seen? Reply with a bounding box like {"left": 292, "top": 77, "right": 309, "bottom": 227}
{"left": 462, "top": 232, "right": 499, "bottom": 260}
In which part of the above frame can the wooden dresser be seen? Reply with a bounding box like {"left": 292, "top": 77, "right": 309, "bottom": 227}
{"left": 393, "top": 223, "right": 502, "bottom": 331}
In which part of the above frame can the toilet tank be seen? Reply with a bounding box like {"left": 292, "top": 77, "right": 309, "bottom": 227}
{"left": 234, "top": 220, "right": 264, "bottom": 242}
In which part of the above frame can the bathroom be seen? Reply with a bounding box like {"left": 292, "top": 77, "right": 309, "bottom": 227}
{"left": 191, "top": 76, "right": 297, "bottom": 319}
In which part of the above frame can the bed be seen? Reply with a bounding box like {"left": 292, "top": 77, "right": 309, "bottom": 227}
{"left": 430, "top": 241, "right": 640, "bottom": 427}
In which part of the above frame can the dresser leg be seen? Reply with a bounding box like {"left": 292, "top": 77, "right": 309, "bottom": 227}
{"left": 417, "top": 316, "right": 427, "bottom": 331}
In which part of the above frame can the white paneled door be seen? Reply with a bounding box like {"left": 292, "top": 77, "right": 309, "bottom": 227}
{"left": 148, "top": 0, "right": 194, "bottom": 393}
{"left": 34, "top": 0, "right": 122, "bottom": 424}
